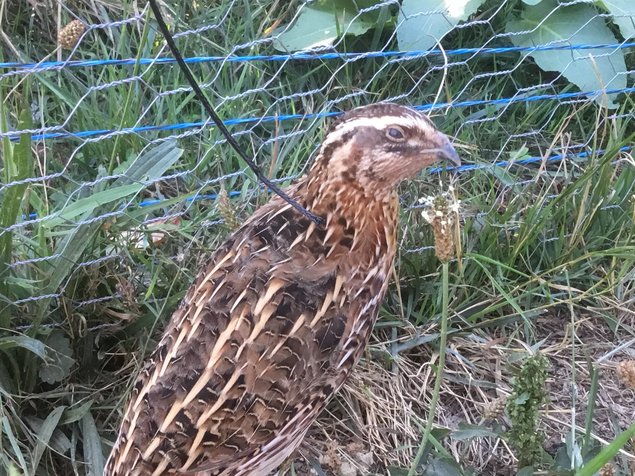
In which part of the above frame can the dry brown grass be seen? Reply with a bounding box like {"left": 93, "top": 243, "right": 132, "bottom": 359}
{"left": 289, "top": 304, "right": 635, "bottom": 475}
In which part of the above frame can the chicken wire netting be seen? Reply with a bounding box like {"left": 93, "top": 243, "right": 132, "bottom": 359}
{"left": 1, "top": 2, "right": 634, "bottom": 346}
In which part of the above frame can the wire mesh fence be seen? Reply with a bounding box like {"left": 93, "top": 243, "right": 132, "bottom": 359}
{"left": 1, "top": 1, "right": 635, "bottom": 474}
{"left": 1, "top": 0, "right": 634, "bottom": 377}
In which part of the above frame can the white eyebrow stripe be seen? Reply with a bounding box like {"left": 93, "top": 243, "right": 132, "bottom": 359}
{"left": 323, "top": 115, "right": 434, "bottom": 146}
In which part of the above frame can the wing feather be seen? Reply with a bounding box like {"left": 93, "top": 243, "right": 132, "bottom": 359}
{"left": 106, "top": 195, "right": 393, "bottom": 476}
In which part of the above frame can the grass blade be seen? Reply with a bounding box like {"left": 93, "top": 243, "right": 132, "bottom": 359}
{"left": 43, "top": 184, "right": 144, "bottom": 228}
{"left": 30, "top": 406, "right": 65, "bottom": 473}
{"left": 34, "top": 141, "right": 183, "bottom": 325}
{"left": 81, "top": 412, "right": 104, "bottom": 476}
{"left": 0, "top": 94, "right": 33, "bottom": 328}
{"left": 1, "top": 412, "right": 29, "bottom": 474}
{"left": 576, "top": 423, "right": 635, "bottom": 476}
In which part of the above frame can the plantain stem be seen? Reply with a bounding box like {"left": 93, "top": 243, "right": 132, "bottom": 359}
{"left": 408, "top": 260, "right": 449, "bottom": 475}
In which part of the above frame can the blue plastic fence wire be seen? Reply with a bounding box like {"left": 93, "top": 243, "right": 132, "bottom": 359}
{"left": 4, "top": 86, "right": 635, "bottom": 142}
{"left": 2, "top": 42, "right": 634, "bottom": 71}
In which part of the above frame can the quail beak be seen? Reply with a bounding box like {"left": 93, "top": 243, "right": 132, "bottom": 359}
{"left": 441, "top": 143, "right": 461, "bottom": 168}
{"left": 437, "top": 136, "right": 461, "bottom": 168}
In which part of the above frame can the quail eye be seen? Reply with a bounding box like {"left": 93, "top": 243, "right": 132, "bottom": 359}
{"left": 386, "top": 126, "right": 405, "bottom": 141}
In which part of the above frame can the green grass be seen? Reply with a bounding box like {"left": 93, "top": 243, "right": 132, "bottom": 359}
{"left": 1, "top": 0, "right": 634, "bottom": 474}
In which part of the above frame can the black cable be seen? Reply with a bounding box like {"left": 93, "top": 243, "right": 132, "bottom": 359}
{"left": 147, "top": 0, "right": 323, "bottom": 226}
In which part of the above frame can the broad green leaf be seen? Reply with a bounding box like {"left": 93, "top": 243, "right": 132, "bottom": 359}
{"left": 81, "top": 412, "right": 105, "bottom": 476}
{"left": 25, "top": 413, "right": 73, "bottom": 457}
{"left": 38, "top": 331, "right": 76, "bottom": 384}
{"left": 50, "top": 427, "right": 72, "bottom": 455}
{"left": 0, "top": 335, "right": 48, "bottom": 360}
{"left": 598, "top": 0, "right": 635, "bottom": 39}
{"left": 114, "top": 140, "right": 183, "bottom": 187}
{"left": 577, "top": 423, "right": 635, "bottom": 476}
{"left": 60, "top": 400, "right": 94, "bottom": 425}
{"left": 397, "top": 0, "right": 487, "bottom": 51}
{"left": 507, "top": 0, "right": 627, "bottom": 108}
{"left": 274, "top": 1, "right": 376, "bottom": 51}
{"left": 43, "top": 184, "right": 142, "bottom": 228}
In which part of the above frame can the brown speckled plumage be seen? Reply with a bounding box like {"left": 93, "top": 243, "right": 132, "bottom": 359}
{"left": 105, "top": 104, "right": 460, "bottom": 476}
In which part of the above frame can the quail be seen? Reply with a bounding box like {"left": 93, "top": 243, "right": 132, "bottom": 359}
{"left": 105, "top": 103, "right": 460, "bottom": 475}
